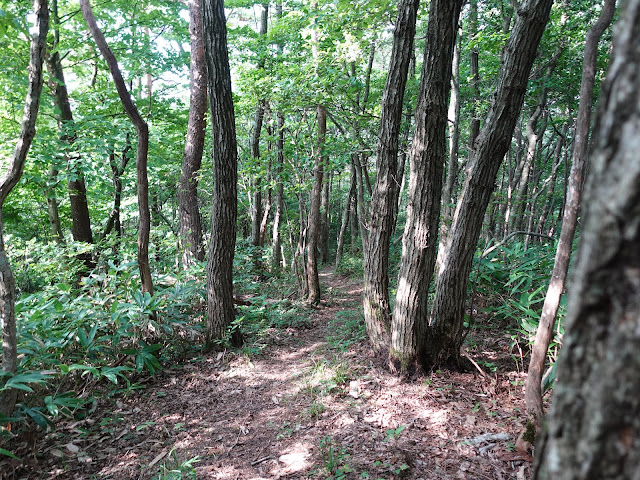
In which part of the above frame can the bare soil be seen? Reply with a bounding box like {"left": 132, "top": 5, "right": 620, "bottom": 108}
{"left": 4, "top": 269, "right": 533, "bottom": 479}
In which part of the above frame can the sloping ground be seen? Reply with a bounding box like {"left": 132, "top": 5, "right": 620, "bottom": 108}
{"left": 6, "top": 270, "right": 532, "bottom": 479}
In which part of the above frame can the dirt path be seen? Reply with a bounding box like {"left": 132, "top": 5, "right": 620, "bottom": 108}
{"left": 11, "top": 269, "right": 532, "bottom": 479}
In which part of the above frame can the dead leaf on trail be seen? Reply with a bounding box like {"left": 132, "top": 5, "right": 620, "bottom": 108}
{"left": 147, "top": 449, "right": 169, "bottom": 468}
{"left": 65, "top": 443, "right": 80, "bottom": 454}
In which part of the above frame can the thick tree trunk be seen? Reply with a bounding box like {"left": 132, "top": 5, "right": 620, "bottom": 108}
{"left": 390, "top": 0, "right": 464, "bottom": 372}
{"left": 307, "top": 105, "right": 326, "bottom": 305}
{"left": 202, "top": 0, "right": 238, "bottom": 344}
{"left": 533, "top": 3, "right": 640, "bottom": 475}
{"left": 81, "top": 0, "right": 153, "bottom": 294}
{"left": 178, "top": 0, "right": 207, "bottom": 268}
{"left": 0, "top": 0, "right": 48, "bottom": 417}
{"left": 427, "top": 0, "right": 553, "bottom": 370}
{"left": 47, "top": 0, "right": 93, "bottom": 265}
{"left": 525, "top": 0, "right": 616, "bottom": 435}
{"left": 363, "top": 0, "right": 420, "bottom": 353}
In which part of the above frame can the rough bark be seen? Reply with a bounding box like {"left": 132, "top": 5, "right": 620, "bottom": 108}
{"left": 468, "top": 0, "right": 481, "bottom": 150}
{"left": 202, "top": 0, "right": 239, "bottom": 344}
{"left": 307, "top": 105, "right": 326, "bottom": 305}
{"left": 363, "top": 0, "right": 420, "bottom": 353}
{"left": 0, "top": 0, "right": 48, "bottom": 417}
{"left": 533, "top": 3, "right": 640, "bottom": 475}
{"left": 525, "top": 0, "right": 616, "bottom": 435}
{"left": 390, "top": 0, "right": 464, "bottom": 372}
{"left": 427, "top": 0, "right": 553, "bottom": 370}
{"left": 178, "top": 0, "right": 207, "bottom": 268}
{"left": 81, "top": 0, "right": 153, "bottom": 294}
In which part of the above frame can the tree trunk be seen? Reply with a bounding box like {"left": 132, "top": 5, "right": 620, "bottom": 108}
{"left": 81, "top": 0, "right": 153, "bottom": 294}
{"left": 307, "top": 105, "right": 326, "bottom": 305}
{"left": 336, "top": 162, "right": 357, "bottom": 268}
{"left": 468, "top": 0, "right": 481, "bottom": 151}
{"left": 390, "top": 0, "right": 464, "bottom": 372}
{"left": 427, "top": 0, "right": 554, "bottom": 370}
{"left": 272, "top": 112, "right": 285, "bottom": 272}
{"left": 0, "top": 0, "right": 48, "bottom": 417}
{"left": 319, "top": 169, "right": 330, "bottom": 264}
{"left": 202, "top": 0, "right": 239, "bottom": 344}
{"left": 47, "top": 0, "right": 93, "bottom": 266}
{"left": 46, "top": 164, "right": 64, "bottom": 244}
{"left": 178, "top": 0, "right": 207, "bottom": 268}
{"left": 525, "top": 0, "right": 616, "bottom": 435}
{"left": 533, "top": 3, "right": 640, "bottom": 475}
{"left": 363, "top": 0, "right": 420, "bottom": 353}
{"left": 102, "top": 140, "right": 131, "bottom": 239}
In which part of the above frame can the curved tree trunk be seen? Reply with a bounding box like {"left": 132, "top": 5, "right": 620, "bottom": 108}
{"left": 202, "top": 0, "right": 238, "bottom": 344}
{"left": 363, "top": 0, "right": 420, "bottom": 352}
{"left": 0, "top": 0, "right": 48, "bottom": 417}
{"left": 390, "top": 0, "right": 464, "bottom": 372}
{"left": 427, "top": 0, "right": 554, "bottom": 370}
{"left": 525, "top": 0, "right": 616, "bottom": 435}
{"left": 178, "top": 0, "right": 207, "bottom": 268}
{"left": 81, "top": 0, "right": 153, "bottom": 294}
{"left": 533, "top": 3, "right": 640, "bottom": 475}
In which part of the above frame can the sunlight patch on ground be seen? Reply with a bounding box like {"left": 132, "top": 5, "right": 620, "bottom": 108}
{"left": 272, "top": 442, "right": 312, "bottom": 475}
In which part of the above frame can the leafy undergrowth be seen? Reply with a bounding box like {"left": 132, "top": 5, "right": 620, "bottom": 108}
{"left": 2, "top": 268, "right": 534, "bottom": 479}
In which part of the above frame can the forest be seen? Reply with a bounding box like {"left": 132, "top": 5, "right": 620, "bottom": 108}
{"left": 1, "top": 0, "right": 639, "bottom": 478}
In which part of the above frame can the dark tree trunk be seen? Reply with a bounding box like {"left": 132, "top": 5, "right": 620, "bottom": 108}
{"left": 81, "top": 0, "right": 153, "bottom": 294}
{"left": 178, "top": 0, "right": 207, "bottom": 268}
{"left": 363, "top": 0, "right": 420, "bottom": 352}
{"left": 390, "top": 0, "right": 464, "bottom": 372}
{"left": 533, "top": 3, "right": 640, "bottom": 476}
{"left": 0, "top": 0, "right": 48, "bottom": 417}
{"left": 525, "top": 0, "right": 616, "bottom": 435}
{"left": 468, "top": 0, "right": 481, "bottom": 150}
{"left": 427, "top": 0, "right": 554, "bottom": 370}
{"left": 102, "top": 140, "right": 131, "bottom": 239}
{"left": 202, "top": 0, "right": 239, "bottom": 344}
{"left": 47, "top": 0, "right": 93, "bottom": 267}
{"left": 307, "top": 105, "right": 326, "bottom": 305}
{"left": 46, "top": 164, "right": 64, "bottom": 244}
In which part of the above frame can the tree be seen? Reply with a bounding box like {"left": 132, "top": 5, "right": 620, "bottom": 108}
{"left": 178, "top": 0, "right": 208, "bottom": 268}
{"left": 533, "top": 1, "right": 640, "bottom": 475}
{"left": 524, "top": 0, "right": 616, "bottom": 434}
{"left": 202, "top": 0, "right": 239, "bottom": 344}
{"left": 390, "top": 0, "right": 465, "bottom": 371}
{"left": 80, "top": 0, "right": 154, "bottom": 294}
{"left": 426, "top": 0, "right": 554, "bottom": 370}
{"left": 363, "top": 0, "right": 420, "bottom": 353}
{"left": 0, "top": 0, "right": 49, "bottom": 417}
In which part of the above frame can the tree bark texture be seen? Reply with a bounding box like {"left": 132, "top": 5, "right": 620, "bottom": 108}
{"left": 390, "top": 0, "right": 464, "bottom": 371}
{"left": 525, "top": 0, "right": 616, "bottom": 433}
{"left": 0, "top": 0, "right": 48, "bottom": 417}
{"left": 533, "top": 3, "right": 640, "bottom": 476}
{"left": 202, "top": 0, "right": 238, "bottom": 342}
{"left": 427, "top": 0, "right": 554, "bottom": 370}
{"left": 307, "top": 105, "right": 326, "bottom": 305}
{"left": 178, "top": 0, "right": 207, "bottom": 268}
{"left": 468, "top": 0, "right": 481, "bottom": 150}
{"left": 81, "top": 0, "right": 153, "bottom": 294}
{"left": 363, "top": 0, "right": 420, "bottom": 353}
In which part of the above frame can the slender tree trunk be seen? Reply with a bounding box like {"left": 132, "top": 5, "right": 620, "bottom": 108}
{"left": 46, "top": 164, "right": 64, "bottom": 244}
{"left": 307, "top": 105, "right": 326, "bottom": 305}
{"left": 81, "top": 0, "right": 153, "bottom": 294}
{"left": 178, "top": 0, "right": 207, "bottom": 268}
{"left": 102, "top": 140, "right": 131, "bottom": 239}
{"left": 202, "top": 0, "right": 239, "bottom": 344}
{"left": 390, "top": 0, "right": 464, "bottom": 372}
{"left": 272, "top": 112, "right": 285, "bottom": 272}
{"left": 427, "top": 0, "right": 554, "bottom": 370}
{"left": 319, "top": 169, "right": 330, "bottom": 264}
{"left": 524, "top": 0, "right": 616, "bottom": 435}
{"left": 468, "top": 0, "right": 481, "bottom": 150}
{"left": 363, "top": 0, "right": 420, "bottom": 353}
{"left": 0, "top": 0, "right": 48, "bottom": 417}
{"left": 533, "top": 3, "right": 640, "bottom": 475}
{"left": 336, "top": 162, "right": 357, "bottom": 268}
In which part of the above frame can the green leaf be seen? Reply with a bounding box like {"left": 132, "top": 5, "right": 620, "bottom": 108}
{"left": 0, "top": 448, "right": 20, "bottom": 460}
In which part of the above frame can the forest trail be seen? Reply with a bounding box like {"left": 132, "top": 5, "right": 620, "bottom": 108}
{"left": 14, "top": 269, "right": 532, "bottom": 479}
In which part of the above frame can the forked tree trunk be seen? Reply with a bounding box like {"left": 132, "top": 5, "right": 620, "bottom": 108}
{"left": 178, "top": 0, "right": 207, "bottom": 268}
{"left": 363, "top": 0, "right": 420, "bottom": 353}
{"left": 81, "top": 0, "right": 153, "bottom": 294}
{"left": 390, "top": 0, "right": 464, "bottom": 372}
{"left": 0, "top": 0, "right": 48, "bottom": 417}
{"left": 427, "top": 0, "right": 554, "bottom": 370}
{"left": 524, "top": 0, "right": 616, "bottom": 435}
{"left": 533, "top": 3, "right": 640, "bottom": 476}
{"left": 202, "top": 0, "right": 239, "bottom": 344}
